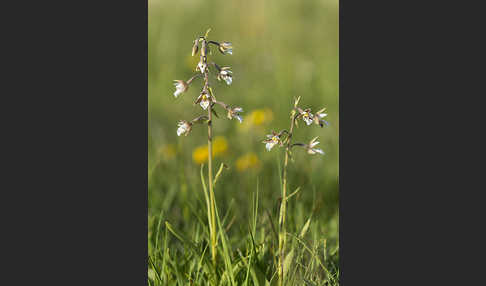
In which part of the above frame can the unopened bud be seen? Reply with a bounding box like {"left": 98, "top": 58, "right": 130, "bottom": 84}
{"left": 191, "top": 39, "right": 199, "bottom": 56}
{"left": 201, "top": 40, "right": 207, "bottom": 57}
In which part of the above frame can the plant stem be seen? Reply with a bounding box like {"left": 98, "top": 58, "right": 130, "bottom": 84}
{"left": 208, "top": 101, "right": 217, "bottom": 265}
{"left": 279, "top": 114, "right": 295, "bottom": 286}
{"left": 203, "top": 47, "right": 217, "bottom": 265}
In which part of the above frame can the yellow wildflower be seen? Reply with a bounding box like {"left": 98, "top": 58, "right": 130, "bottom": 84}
{"left": 240, "top": 108, "right": 274, "bottom": 131}
{"left": 213, "top": 136, "right": 228, "bottom": 156}
{"left": 251, "top": 109, "right": 266, "bottom": 125}
{"left": 192, "top": 136, "right": 228, "bottom": 164}
{"left": 192, "top": 145, "right": 208, "bottom": 164}
{"left": 236, "top": 152, "right": 261, "bottom": 172}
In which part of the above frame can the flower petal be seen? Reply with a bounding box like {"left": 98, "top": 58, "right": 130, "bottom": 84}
{"left": 265, "top": 142, "right": 275, "bottom": 151}
{"left": 200, "top": 100, "right": 210, "bottom": 110}
{"left": 224, "top": 77, "right": 232, "bottom": 85}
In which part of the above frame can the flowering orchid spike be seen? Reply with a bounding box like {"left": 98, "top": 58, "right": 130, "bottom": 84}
{"left": 173, "top": 80, "right": 188, "bottom": 98}
{"left": 307, "top": 137, "right": 325, "bottom": 155}
{"left": 177, "top": 120, "right": 192, "bottom": 136}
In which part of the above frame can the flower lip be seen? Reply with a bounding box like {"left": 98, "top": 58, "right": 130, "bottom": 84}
{"left": 217, "top": 67, "right": 233, "bottom": 85}
{"left": 302, "top": 113, "right": 313, "bottom": 125}
{"left": 177, "top": 120, "right": 192, "bottom": 136}
{"left": 298, "top": 108, "right": 314, "bottom": 125}
{"left": 197, "top": 61, "right": 207, "bottom": 74}
{"left": 200, "top": 98, "right": 210, "bottom": 110}
{"left": 265, "top": 142, "right": 276, "bottom": 151}
{"left": 227, "top": 106, "right": 243, "bottom": 123}
{"left": 262, "top": 132, "right": 282, "bottom": 151}
{"left": 196, "top": 91, "right": 213, "bottom": 110}
{"left": 173, "top": 80, "right": 188, "bottom": 98}
{"left": 224, "top": 76, "right": 232, "bottom": 85}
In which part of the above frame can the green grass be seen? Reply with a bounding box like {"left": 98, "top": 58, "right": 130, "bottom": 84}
{"left": 149, "top": 0, "right": 338, "bottom": 284}
{"left": 148, "top": 176, "right": 339, "bottom": 285}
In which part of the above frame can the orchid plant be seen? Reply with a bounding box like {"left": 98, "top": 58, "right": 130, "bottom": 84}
{"left": 263, "top": 96, "right": 329, "bottom": 286}
{"left": 173, "top": 29, "right": 241, "bottom": 265}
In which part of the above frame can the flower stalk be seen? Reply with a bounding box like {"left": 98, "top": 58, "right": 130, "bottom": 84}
{"left": 278, "top": 113, "right": 295, "bottom": 286}
{"left": 203, "top": 57, "right": 218, "bottom": 265}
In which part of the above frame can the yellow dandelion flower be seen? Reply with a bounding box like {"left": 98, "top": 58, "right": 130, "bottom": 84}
{"left": 192, "top": 136, "right": 228, "bottom": 164}
{"left": 236, "top": 152, "right": 261, "bottom": 172}
{"left": 192, "top": 145, "right": 209, "bottom": 164}
{"left": 240, "top": 108, "right": 274, "bottom": 131}
{"left": 251, "top": 109, "right": 266, "bottom": 126}
{"left": 213, "top": 136, "right": 228, "bottom": 156}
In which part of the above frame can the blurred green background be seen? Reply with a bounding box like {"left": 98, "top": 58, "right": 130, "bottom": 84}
{"left": 148, "top": 0, "right": 339, "bottom": 275}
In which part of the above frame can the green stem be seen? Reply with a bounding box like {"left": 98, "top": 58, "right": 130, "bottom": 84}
{"left": 202, "top": 43, "right": 217, "bottom": 265}
{"left": 208, "top": 102, "right": 216, "bottom": 265}
{"left": 279, "top": 115, "right": 295, "bottom": 286}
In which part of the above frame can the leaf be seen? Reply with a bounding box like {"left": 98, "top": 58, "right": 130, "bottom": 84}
{"left": 165, "top": 221, "right": 186, "bottom": 244}
{"left": 211, "top": 107, "right": 219, "bottom": 118}
{"left": 285, "top": 186, "right": 301, "bottom": 202}
{"left": 213, "top": 163, "right": 229, "bottom": 186}
{"left": 208, "top": 86, "right": 216, "bottom": 100}
{"left": 200, "top": 164, "right": 213, "bottom": 236}
{"left": 283, "top": 249, "right": 294, "bottom": 279}
{"left": 148, "top": 256, "right": 163, "bottom": 283}
{"left": 299, "top": 215, "right": 312, "bottom": 238}
{"left": 214, "top": 196, "right": 236, "bottom": 285}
